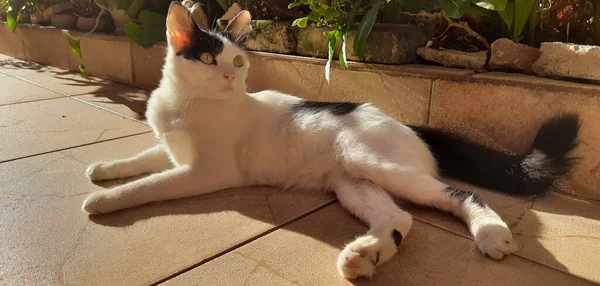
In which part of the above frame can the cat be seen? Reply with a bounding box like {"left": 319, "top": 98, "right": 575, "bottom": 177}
{"left": 82, "top": 2, "right": 580, "bottom": 279}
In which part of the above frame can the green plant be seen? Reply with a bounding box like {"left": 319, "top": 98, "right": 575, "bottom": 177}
{"left": 63, "top": 0, "right": 169, "bottom": 77}
{"left": 3, "top": 0, "right": 28, "bottom": 32}
{"left": 439, "top": 0, "right": 535, "bottom": 42}
{"left": 290, "top": 0, "right": 404, "bottom": 81}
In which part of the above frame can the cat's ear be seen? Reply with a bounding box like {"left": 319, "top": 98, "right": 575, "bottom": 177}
{"left": 166, "top": 3, "right": 195, "bottom": 53}
{"left": 225, "top": 10, "right": 252, "bottom": 39}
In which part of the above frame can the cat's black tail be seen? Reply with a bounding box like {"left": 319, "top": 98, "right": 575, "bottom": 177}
{"left": 409, "top": 114, "right": 580, "bottom": 196}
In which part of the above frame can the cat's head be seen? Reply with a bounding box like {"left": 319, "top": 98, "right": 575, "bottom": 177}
{"left": 165, "top": 2, "right": 251, "bottom": 99}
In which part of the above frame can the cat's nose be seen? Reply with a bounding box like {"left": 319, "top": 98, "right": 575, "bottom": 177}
{"left": 223, "top": 73, "right": 235, "bottom": 81}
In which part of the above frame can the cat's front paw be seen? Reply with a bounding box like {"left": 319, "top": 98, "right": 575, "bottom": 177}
{"left": 474, "top": 223, "right": 519, "bottom": 259}
{"left": 337, "top": 234, "right": 398, "bottom": 279}
{"left": 86, "top": 162, "right": 118, "bottom": 181}
{"left": 82, "top": 191, "right": 118, "bottom": 214}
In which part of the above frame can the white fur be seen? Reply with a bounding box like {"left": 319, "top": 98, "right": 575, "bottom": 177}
{"left": 82, "top": 6, "right": 517, "bottom": 279}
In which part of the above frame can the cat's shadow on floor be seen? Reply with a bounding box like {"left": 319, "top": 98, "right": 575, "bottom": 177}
{"left": 88, "top": 177, "right": 587, "bottom": 282}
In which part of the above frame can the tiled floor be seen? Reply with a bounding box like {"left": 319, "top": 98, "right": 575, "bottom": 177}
{"left": 1, "top": 54, "right": 599, "bottom": 285}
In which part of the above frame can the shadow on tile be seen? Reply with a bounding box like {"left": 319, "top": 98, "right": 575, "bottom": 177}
{"left": 0, "top": 57, "right": 59, "bottom": 74}
{"left": 82, "top": 175, "right": 592, "bottom": 279}
{"left": 80, "top": 89, "right": 149, "bottom": 120}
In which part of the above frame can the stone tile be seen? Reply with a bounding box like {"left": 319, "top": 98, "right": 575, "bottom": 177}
{"left": 74, "top": 88, "right": 150, "bottom": 122}
{"left": 0, "top": 97, "right": 149, "bottom": 162}
{"left": 20, "top": 26, "right": 71, "bottom": 70}
{"left": 73, "top": 34, "right": 133, "bottom": 85}
{"left": 511, "top": 192, "right": 600, "bottom": 282}
{"left": 166, "top": 204, "right": 592, "bottom": 285}
{"left": 430, "top": 79, "right": 600, "bottom": 200}
{"left": 13, "top": 72, "right": 130, "bottom": 96}
{"left": 0, "top": 75, "right": 63, "bottom": 106}
{"left": 402, "top": 180, "right": 600, "bottom": 283}
{"left": 0, "top": 133, "right": 334, "bottom": 285}
{"left": 0, "top": 23, "right": 24, "bottom": 59}
{"left": 131, "top": 43, "right": 166, "bottom": 90}
{"left": 320, "top": 69, "right": 431, "bottom": 125}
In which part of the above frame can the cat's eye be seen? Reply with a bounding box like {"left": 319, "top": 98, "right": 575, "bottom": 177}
{"left": 233, "top": 55, "right": 244, "bottom": 67}
{"left": 199, "top": 53, "right": 214, "bottom": 65}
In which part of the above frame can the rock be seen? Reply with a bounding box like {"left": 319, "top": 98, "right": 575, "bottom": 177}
{"left": 51, "top": 14, "right": 77, "bottom": 29}
{"left": 417, "top": 48, "right": 488, "bottom": 70}
{"left": 76, "top": 16, "right": 106, "bottom": 32}
{"left": 221, "top": 3, "right": 243, "bottom": 20}
{"left": 19, "top": 14, "right": 31, "bottom": 23}
{"left": 532, "top": 42, "right": 600, "bottom": 81}
{"left": 489, "top": 38, "right": 540, "bottom": 72}
{"left": 30, "top": 11, "right": 49, "bottom": 25}
{"left": 42, "top": 2, "right": 75, "bottom": 20}
{"left": 182, "top": 0, "right": 209, "bottom": 29}
{"left": 297, "top": 24, "right": 427, "bottom": 64}
{"left": 245, "top": 20, "right": 296, "bottom": 54}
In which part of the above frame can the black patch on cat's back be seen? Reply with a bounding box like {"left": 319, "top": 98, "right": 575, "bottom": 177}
{"left": 392, "top": 230, "right": 403, "bottom": 247}
{"left": 291, "top": 100, "right": 362, "bottom": 117}
{"left": 176, "top": 28, "right": 224, "bottom": 63}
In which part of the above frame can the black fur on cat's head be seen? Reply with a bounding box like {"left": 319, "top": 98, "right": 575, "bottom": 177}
{"left": 165, "top": 2, "right": 252, "bottom": 97}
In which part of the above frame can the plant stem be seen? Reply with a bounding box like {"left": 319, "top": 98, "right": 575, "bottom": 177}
{"left": 596, "top": 0, "right": 600, "bottom": 45}
{"left": 84, "top": 6, "right": 105, "bottom": 37}
{"left": 528, "top": 0, "right": 536, "bottom": 46}
{"left": 444, "top": 15, "right": 491, "bottom": 50}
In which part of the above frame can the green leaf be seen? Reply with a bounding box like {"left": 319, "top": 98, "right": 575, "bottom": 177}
{"left": 288, "top": 2, "right": 303, "bottom": 9}
{"left": 292, "top": 17, "right": 309, "bottom": 28}
{"left": 6, "top": 0, "right": 24, "bottom": 33}
{"left": 468, "top": 3, "right": 496, "bottom": 17}
{"left": 63, "top": 31, "right": 88, "bottom": 79}
{"left": 354, "top": 0, "right": 383, "bottom": 56}
{"left": 438, "top": 0, "right": 470, "bottom": 19}
{"left": 124, "top": 10, "right": 167, "bottom": 48}
{"left": 512, "top": 0, "right": 534, "bottom": 41}
{"left": 339, "top": 31, "right": 348, "bottom": 69}
{"left": 126, "top": 0, "right": 144, "bottom": 17}
{"left": 497, "top": 0, "right": 513, "bottom": 31}
{"left": 324, "top": 29, "right": 338, "bottom": 82}
{"left": 323, "top": 7, "right": 340, "bottom": 21}
{"left": 109, "top": 9, "right": 132, "bottom": 25}
{"left": 344, "top": 0, "right": 361, "bottom": 34}
{"left": 307, "top": 11, "right": 321, "bottom": 22}
{"left": 7, "top": 13, "right": 20, "bottom": 32}
{"left": 116, "top": 0, "right": 133, "bottom": 10}
{"left": 472, "top": 0, "right": 507, "bottom": 11}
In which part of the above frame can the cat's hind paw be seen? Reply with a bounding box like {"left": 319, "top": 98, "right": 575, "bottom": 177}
{"left": 337, "top": 234, "right": 397, "bottom": 279}
{"left": 474, "top": 223, "right": 519, "bottom": 259}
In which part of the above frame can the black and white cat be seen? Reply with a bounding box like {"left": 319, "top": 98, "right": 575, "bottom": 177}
{"left": 82, "top": 3, "right": 580, "bottom": 279}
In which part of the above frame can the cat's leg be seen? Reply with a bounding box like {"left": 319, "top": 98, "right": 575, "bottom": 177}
{"left": 375, "top": 172, "right": 518, "bottom": 259}
{"left": 82, "top": 165, "right": 239, "bottom": 214}
{"left": 87, "top": 144, "right": 173, "bottom": 181}
{"left": 332, "top": 179, "right": 412, "bottom": 279}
